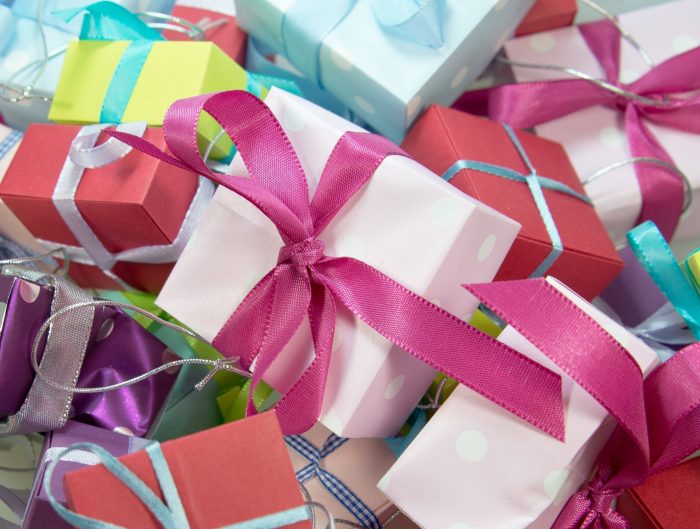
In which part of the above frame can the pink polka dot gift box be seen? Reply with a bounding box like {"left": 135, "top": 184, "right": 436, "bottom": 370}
{"left": 501, "top": 0, "right": 700, "bottom": 252}
{"left": 155, "top": 87, "right": 521, "bottom": 439}
{"left": 380, "top": 277, "right": 659, "bottom": 529}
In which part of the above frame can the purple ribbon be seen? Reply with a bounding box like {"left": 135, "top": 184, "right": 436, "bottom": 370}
{"left": 455, "top": 19, "right": 700, "bottom": 239}
{"left": 108, "top": 90, "right": 568, "bottom": 437}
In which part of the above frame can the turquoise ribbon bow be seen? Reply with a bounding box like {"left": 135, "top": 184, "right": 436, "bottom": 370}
{"left": 281, "top": 0, "right": 445, "bottom": 88}
{"left": 44, "top": 442, "right": 314, "bottom": 529}
{"left": 627, "top": 221, "right": 700, "bottom": 341}
{"left": 442, "top": 123, "right": 593, "bottom": 278}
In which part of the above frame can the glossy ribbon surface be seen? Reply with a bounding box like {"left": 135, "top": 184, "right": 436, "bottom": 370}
{"left": 627, "top": 221, "right": 700, "bottom": 340}
{"left": 457, "top": 19, "right": 700, "bottom": 239}
{"left": 286, "top": 434, "right": 380, "bottom": 529}
{"left": 45, "top": 441, "right": 314, "bottom": 529}
{"left": 108, "top": 90, "right": 567, "bottom": 438}
{"left": 281, "top": 0, "right": 445, "bottom": 87}
{"left": 442, "top": 123, "right": 592, "bottom": 278}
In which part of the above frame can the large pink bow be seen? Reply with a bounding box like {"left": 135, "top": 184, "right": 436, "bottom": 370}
{"left": 455, "top": 19, "right": 700, "bottom": 239}
{"left": 109, "top": 90, "right": 566, "bottom": 436}
{"left": 465, "top": 279, "right": 700, "bottom": 529}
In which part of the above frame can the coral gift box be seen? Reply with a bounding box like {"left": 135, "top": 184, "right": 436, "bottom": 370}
{"left": 0, "top": 123, "right": 203, "bottom": 292}
{"left": 63, "top": 413, "right": 310, "bottom": 529}
{"left": 402, "top": 105, "right": 622, "bottom": 300}
{"left": 156, "top": 87, "right": 520, "bottom": 438}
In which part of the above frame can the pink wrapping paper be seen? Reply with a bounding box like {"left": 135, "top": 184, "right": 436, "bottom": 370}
{"left": 0, "top": 125, "right": 47, "bottom": 253}
{"left": 503, "top": 0, "right": 700, "bottom": 252}
{"left": 381, "top": 277, "right": 659, "bottom": 529}
{"left": 156, "top": 87, "right": 520, "bottom": 438}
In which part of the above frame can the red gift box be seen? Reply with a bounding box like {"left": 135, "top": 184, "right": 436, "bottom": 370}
{"left": 0, "top": 124, "right": 200, "bottom": 292}
{"left": 163, "top": 6, "right": 247, "bottom": 65}
{"left": 515, "top": 0, "right": 577, "bottom": 36}
{"left": 64, "top": 412, "right": 311, "bottom": 529}
{"left": 402, "top": 105, "right": 622, "bottom": 300}
{"left": 617, "top": 458, "right": 700, "bottom": 529}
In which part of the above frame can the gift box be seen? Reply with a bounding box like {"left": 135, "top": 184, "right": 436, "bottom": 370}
{"left": 0, "top": 125, "right": 47, "bottom": 254}
{"left": 617, "top": 457, "right": 700, "bottom": 529}
{"left": 23, "top": 421, "right": 150, "bottom": 529}
{"left": 162, "top": 5, "right": 247, "bottom": 65}
{"left": 0, "top": 272, "right": 178, "bottom": 437}
{"left": 0, "top": 123, "right": 208, "bottom": 292}
{"left": 48, "top": 38, "right": 248, "bottom": 126}
{"left": 380, "top": 277, "right": 659, "bottom": 529}
{"left": 515, "top": 0, "right": 577, "bottom": 36}
{"left": 0, "top": 0, "right": 174, "bottom": 130}
{"left": 575, "top": 0, "right": 679, "bottom": 23}
{"left": 285, "top": 423, "right": 402, "bottom": 528}
{"left": 402, "top": 105, "right": 622, "bottom": 300}
{"left": 0, "top": 433, "right": 43, "bottom": 527}
{"left": 156, "top": 87, "right": 521, "bottom": 438}
{"left": 235, "top": 0, "right": 535, "bottom": 143}
{"left": 503, "top": 0, "right": 700, "bottom": 251}
{"left": 62, "top": 412, "right": 311, "bottom": 529}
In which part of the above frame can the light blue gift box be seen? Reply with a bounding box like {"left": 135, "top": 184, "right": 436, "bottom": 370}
{"left": 235, "top": 0, "right": 535, "bottom": 143}
{"left": 0, "top": 0, "right": 175, "bottom": 130}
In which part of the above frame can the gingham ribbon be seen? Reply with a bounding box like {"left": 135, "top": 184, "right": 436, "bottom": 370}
{"left": 0, "top": 129, "right": 21, "bottom": 159}
{"left": 285, "top": 434, "right": 380, "bottom": 529}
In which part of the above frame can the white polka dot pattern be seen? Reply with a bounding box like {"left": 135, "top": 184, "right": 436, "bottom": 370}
{"left": 477, "top": 234, "right": 497, "bottom": 262}
{"left": 528, "top": 33, "right": 556, "bottom": 53}
{"left": 456, "top": 430, "right": 488, "bottom": 462}
{"left": 18, "top": 281, "right": 40, "bottom": 303}
{"left": 384, "top": 374, "right": 405, "bottom": 400}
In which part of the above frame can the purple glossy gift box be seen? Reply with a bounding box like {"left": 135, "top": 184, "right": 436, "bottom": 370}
{"left": 0, "top": 274, "right": 177, "bottom": 436}
{"left": 22, "top": 421, "right": 150, "bottom": 529}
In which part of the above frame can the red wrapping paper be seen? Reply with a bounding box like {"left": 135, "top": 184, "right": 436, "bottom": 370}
{"left": 617, "top": 457, "right": 700, "bottom": 529}
{"left": 64, "top": 412, "right": 310, "bottom": 529}
{"left": 515, "top": 0, "right": 577, "bottom": 36}
{"left": 0, "top": 124, "right": 199, "bottom": 292}
{"left": 402, "top": 105, "right": 622, "bottom": 300}
{"left": 163, "top": 6, "right": 247, "bottom": 65}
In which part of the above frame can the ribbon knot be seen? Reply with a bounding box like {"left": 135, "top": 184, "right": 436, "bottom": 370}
{"left": 278, "top": 238, "right": 326, "bottom": 269}
{"left": 585, "top": 483, "right": 623, "bottom": 515}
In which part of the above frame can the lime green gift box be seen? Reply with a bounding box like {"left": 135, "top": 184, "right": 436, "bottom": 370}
{"left": 49, "top": 40, "right": 247, "bottom": 125}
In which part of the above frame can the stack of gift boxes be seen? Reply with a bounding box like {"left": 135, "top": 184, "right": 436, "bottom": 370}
{"left": 0, "top": 0, "right": 698, "bottom": 528}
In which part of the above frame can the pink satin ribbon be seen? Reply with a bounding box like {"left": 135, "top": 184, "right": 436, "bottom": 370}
{"left": 466, "top": 279, "right": 700, "bottom": 528}
{"left": 455, "top": 19, "right": 700, "bottom": 239}
{"left": 108, "top": 90, "right": 567, "bottom": 436}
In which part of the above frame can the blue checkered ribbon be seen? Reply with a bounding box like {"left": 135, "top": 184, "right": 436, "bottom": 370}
{"left": 285, "top": 434, "right": 381, "bottom": 529}
{"left": 0, "top": 129, "right": 22, "bottom": 160}
{"left": 442, "top": 123, "right": 592, "bottom": 278}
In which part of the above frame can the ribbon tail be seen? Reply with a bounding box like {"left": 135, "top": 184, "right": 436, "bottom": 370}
{"left": 273, "top": 277, "right": 337, "bottom": 434}
{"left": 313, "top": 258, "right": 566, "bottom": 440}
{"left": 624, "top": 106, "right": 685, "bottom": 239}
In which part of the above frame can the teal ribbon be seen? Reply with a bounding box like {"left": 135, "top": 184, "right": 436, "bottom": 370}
{"left": 442, "top": 123, "right": 592, "bottom": 278}
{"left": 44, "top": 442, "right": 314, "bottom": 529}
{"left": 627, "top": 221, "right": 700, "bottom": 340}
{"left": 57, "top": 1, "right": 164, "bottom": 123}
{"left": 281, "top": 0, "right": 445, "bottom": 89}
{"left": 383, "top": 408, "right": 428, "bottom": 458}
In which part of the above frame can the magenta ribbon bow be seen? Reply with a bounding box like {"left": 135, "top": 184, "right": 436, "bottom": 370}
{"left": 108, "top": 90, "right": 566, "bottom": 437}
{"left": 455, "top": 19, "right": 700, "bottom": 239}
{"left": 463, "top": 277, "right": 700, "bottom": 529}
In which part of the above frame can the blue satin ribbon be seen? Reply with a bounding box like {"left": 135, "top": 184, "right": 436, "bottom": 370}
{"left": 44, "top": 442, "right": 314, "bottom": 529}
{"left": 0, "top": 129, "right": 21, "bottom": 160}
{"left": 442, "top": 123, "right": 592, "bottom": 278}
{"left": 627, "top": 221, "right": 700, "bottom": 340}
{"left": 281, "top": 0, "right": 445, "bottom": 89}
{"left": 285, "top": 434, "right": 381, "bottom": 529}
{"left": 57, "top": 1, "right": 164, "bottom": 123}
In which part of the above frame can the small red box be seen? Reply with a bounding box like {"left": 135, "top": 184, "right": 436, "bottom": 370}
{"left": 64, "top": 412, "right": 311, "bottom": 529}
{"left": 163, "top": 6, "right": 247, "bottom": 65}
{"left": 402, "top": 105, "right": 622, "bottom": 300}
{"left": 0, "top": 124, "right": 199, "bottom": 292}
{"left": 618, "top": 458, "right": 700, "bottom": 529}
{"left": 515, "top": 0, "right": 577, "bottom": 36}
